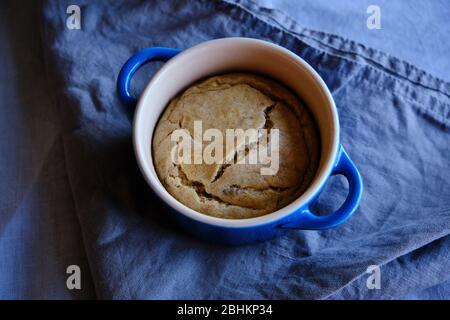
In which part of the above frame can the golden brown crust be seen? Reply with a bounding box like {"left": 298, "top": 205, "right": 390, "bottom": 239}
{"left": 152, "top": 73, "right": 320, "bottom": 219}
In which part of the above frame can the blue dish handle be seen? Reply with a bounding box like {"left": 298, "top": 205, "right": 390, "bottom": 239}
{"left": 117, "top": 47, "right": 181, "bottom": 107}
{"left": 281, "top": 145, "right": 363, "bottom": 230}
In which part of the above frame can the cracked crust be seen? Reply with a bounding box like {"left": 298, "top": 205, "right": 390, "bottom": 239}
{"left": 152, "top": 73, "right": 320, "bottom": 219}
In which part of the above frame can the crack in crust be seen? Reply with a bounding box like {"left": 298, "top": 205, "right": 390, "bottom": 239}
{"left": 263, "top": 103, "right": 276, "bottom": 131}
{"left": 211, "top": 162, "right": 231, "bottom": 183}
{"left": 169, "top": 161, "right": 258, "bottom": 210}
{"left": 211, "top": 102, "right": 277, "bottom": 183}
{"left": 225, "top": 184, "right": 291, "bottom": 194}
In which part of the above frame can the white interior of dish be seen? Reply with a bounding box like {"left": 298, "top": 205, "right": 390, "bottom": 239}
{"left": 133, "top": 38, "right": 339, "bottom": 227}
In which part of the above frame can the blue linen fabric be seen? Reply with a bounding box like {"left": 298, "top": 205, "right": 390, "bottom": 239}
{"left": 0, "top": 1, "right": 95, "bottom": 299}
{"left": 39, "top": 0, "right": 450, "bottom": 299}
{"left": 255, "top": 0, "right": 450, "bottom": 83}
